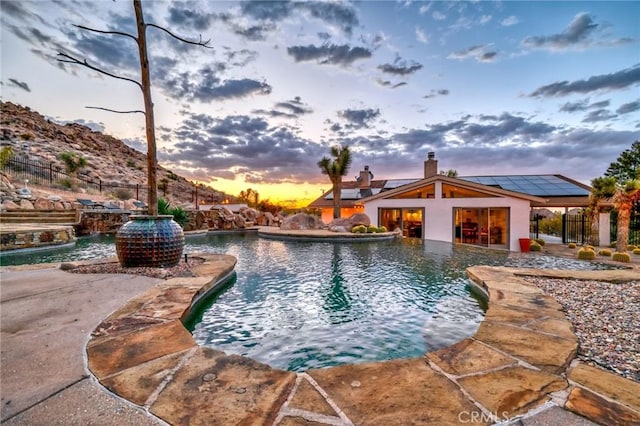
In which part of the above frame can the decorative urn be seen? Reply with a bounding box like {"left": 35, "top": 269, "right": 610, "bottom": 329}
{"left": 116, "top": 215, "right": 184, "bottom": 267}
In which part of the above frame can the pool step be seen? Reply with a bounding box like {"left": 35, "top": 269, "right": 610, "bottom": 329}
{"left": 0, "top": 209, "right": 79, "bottom": 225}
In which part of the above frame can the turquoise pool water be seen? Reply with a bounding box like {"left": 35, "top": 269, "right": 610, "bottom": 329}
{"left": 1, "top": 233, "right": 615, "bottom": 372}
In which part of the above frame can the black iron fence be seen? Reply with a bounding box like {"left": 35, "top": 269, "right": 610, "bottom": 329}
{"left": 562, "top": 213, "right": 591, "bottom": 245}
{"left": 1, "top": 155, "right": 146, "bottom": 200}
{"left": 610, "top": 205, "right": 640, "bottom": 246}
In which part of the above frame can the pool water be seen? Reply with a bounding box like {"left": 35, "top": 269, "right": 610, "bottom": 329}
{"left": 1, "top": 233, "right": 616, "bottom": 372}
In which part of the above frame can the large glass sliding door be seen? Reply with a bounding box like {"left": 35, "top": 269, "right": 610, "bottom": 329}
{"left": 379, "top": 208, "right": 423, "bottom": 238}
{"left": 454, "top": 207, "right": 508, "bottom": 248}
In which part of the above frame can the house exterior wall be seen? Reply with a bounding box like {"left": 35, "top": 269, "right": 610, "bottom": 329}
{"left": 319, "top": 206, "right": 363, "bottom": 224}
{"left": 363, "top": 182, "right": 532, "bottom": 251}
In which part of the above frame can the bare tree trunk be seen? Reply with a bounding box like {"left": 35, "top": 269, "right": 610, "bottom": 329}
{"left": 333, "top": 179, "right": 341, "bottom": 219}
{"left": 589, "top": 207, "right": 600, "bottom": 246}
{"left": 134, "top": 0, "right": 158, "bottom": 216}
{"left": 616, "top": 202, "right": 631, "bottom": 252}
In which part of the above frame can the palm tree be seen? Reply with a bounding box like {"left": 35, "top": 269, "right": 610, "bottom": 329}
{"left": 587, "top": 176, "right": 616, "bottom": 246}
{"left": 590, "top": 141, "right": 640, "bottom": 252}
{"left": 318, "top": 145, "right": 352, "bottom": 219}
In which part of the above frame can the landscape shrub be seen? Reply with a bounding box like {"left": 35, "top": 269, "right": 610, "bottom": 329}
{"left": 628, "top": 244, "right": 637, "bottom": 251}
{"left": 367, "top": 225, "right": 378, "bottom": 233}
{"left": 377, "top": 226, "right": 387, "bottom": 233}
{"left": 0, "top": 146, "right": 13, "bottom": 167}
{"left": 598, "top": 249, "right": 612, "bottom": 256}
{"left": 158, "top": 197, "right": 188, "bottom": 228}
{"left": 59, "top": 151, "right": 87, "bottom": 175}
{"left": 351, "top": 225, "right": 367, "bottom": 233}
{"left": 612, "top": 252, "right": 631, "bottom": 263}
{"left": 534, "top": 238, "right": 546, "bottom": 246}
{"left": 633, "top": 248, "right": 640, "bottom": 255}
{"left": 610, "top": 241, "right": 616, "bottom": 248}
{"left": 112, "top": 188, "right": 133, "bottom": 200}
{"left": 58, "top": 177, "right": 75, "bottom": 190}
{"left": 530, "top": 241, "right": 541, "bottom": 251}
{"left": 567, "top": 242, "right": 577, "bottom": 249}
{"left": 577, "top": 247, "right": 595, "bottom": 260}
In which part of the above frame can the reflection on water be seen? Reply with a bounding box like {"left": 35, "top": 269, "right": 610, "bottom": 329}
{"left": 2, "top": 233, "right": 616, "bottom": 372}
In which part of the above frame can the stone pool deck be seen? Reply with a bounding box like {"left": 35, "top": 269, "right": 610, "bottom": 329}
{"left": 1, "top": 254, "right": 639, "bottom": 425}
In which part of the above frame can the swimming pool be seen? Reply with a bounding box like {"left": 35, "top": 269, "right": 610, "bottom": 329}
{"left": 1, "top": 233, "right": 615, "bottom": 372}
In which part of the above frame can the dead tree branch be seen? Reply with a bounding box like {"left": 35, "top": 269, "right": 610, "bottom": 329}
{"left": 57, "top": 52, "right": 143, "bottom": 91}
{"left": 86, "top": 106, "right": 145, "bottom": 114}
{"left": 146, "top": 23, "right": 212, "bottom": 48}
{"left": 73, "top": 24, "right": 137, "bottom": 43}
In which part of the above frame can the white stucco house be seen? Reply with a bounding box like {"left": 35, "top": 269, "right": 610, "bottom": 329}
{"left": 309, "top": 153, "right": 591, "bottom": 252}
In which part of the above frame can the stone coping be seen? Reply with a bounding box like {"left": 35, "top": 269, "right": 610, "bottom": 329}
{"left": 83, "top": 256, "right": 640, "bottom": 425}
{"left": 258, "top": 227, "right": 397, "bottom": 242}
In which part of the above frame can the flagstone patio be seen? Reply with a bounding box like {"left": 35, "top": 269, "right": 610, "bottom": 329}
{"left": 84, "top": 254, "right": 640, "bottom": 425}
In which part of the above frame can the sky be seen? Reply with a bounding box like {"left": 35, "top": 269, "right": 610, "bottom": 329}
{"left": 1, "top": 1, "right": 639, "bottom": 206}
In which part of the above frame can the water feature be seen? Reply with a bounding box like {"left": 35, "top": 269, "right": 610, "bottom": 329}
{"left": 1, "top": 232, "right": 616, "bottom": 372}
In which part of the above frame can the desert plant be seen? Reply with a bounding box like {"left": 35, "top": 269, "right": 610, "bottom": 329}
{"left": 0, "top": 146, "right": 13, "bottom": 168}
{"left": 568, "top": 242, "right": 577, "bottom": 249}
{"left": 628, "top": 244, "right": 637, "bottom": 251}
{"left": 113, "top": 188, "right": 133, "bottom": 200}
{"left": 577, "top": 247, "right": 595, "bottom": 260}
{"left": 58, "top": 177, "right": 75, "bottom": 190}
{"left": 367, "top": 225, "right": 378, "bottom": 233}
{"left": 612, "top": 252, "right": 631, "bottom": 262}
{"left": 158, "top": 198, "right": 188, "bottom": 228}
{"left": 59, "top": 152, "right": 87, "bottom": 176}
{"left": 126, "top": 159, "right": 137, "bottom": 168}
{"left": 633, "top": 248, "right": 640, "bottom": 255}
{"left": 534, "top": 238, "right": 546, "bottom": 246}
{"left": 610, "top": 241, "right": 617, "bottom": 248}
{"left": 598, "top": 248, "right": 612, "bottom": 256}
{"left": 378, "top": 226, "right": 387, "bottom": 233}
{"left": 19, "top": 132, "right": 33, "bottom": 140}
{"left": 351, "top": 224, "right": 367, "bottom": 233}
{"left": 530, "top": 241, "right": 542, "bottom": 251}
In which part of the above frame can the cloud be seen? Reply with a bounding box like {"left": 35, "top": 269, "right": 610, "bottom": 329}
{"left": 616, "top": 100, "right": 640, "bottom": 115}
{"left": 161, "top": 65, "right": 272, "bottom": 101}
{"left": 479, "top": 15, "right": 492, "bottom": 25}
{"left": 529, "top": 65, "right": 640, "bottom": 97}
{"left": 432, "top": 11, "right": 446, "bottom": 21}
{"left": 501, "top": 16, "right": 519, "bottom": 27}
{"left": 582, "top": 109, "right": 616, "bottom": 123}
{"left": 447, "top": 44, "right": 498, "bottom": 63}
{"left": 287, "top": 44, "right": 372, "bottom": 66}
{"left": 415, "top": 27, "right": 429, "bottom": 44}
{"left": 223, "top": 49, "right": 258, "bottom": 67}
{"left": 521, "top": 12, "right": 633, "bottom": 51}
{"left": 418, "top": 4, "right": 432, "bottom": 15}
{"left": 254, "top": 97, "right": 313, "bottom": 118}
{"left": 339, "top": 108, "right": 381, "bottom": 129}
{"left": 377, "top": 58, "right": 423, "bottom": 76}
{"left": 423, "top": 89, "right": 449, "bottom": 99}
{"left": 240, "top": 1, "right": 359, "bottom": 35}
{"left": 376, "top": 79, "right": 407, "bottom": 89}
{"left": 7, "top": 78, "right": 31, "bottom": 92}
{"left": 233, "top": 22, "right": 275, "bottom": 41}
{"left": 162, "top": 111, "right": 329, "bottom": 185}
{"left": 166, "top": 4, "right": 214, "bottom": 31}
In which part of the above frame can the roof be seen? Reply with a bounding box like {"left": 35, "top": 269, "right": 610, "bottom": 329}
{"left": 458, "top": 175, "right": 591, "bottom": 197}
{"left": 308, "top": 174, "right": 590, "bottom": 208}
{"left": 358, "top": 175, "right": 546, "bottom": 204}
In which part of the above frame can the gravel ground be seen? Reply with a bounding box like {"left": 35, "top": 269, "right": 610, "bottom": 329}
{"left": 66, "top": 257, "right": 204, "bottom": 279}
{"left": 523, "top": 276, "right": 640, "bottom": 382}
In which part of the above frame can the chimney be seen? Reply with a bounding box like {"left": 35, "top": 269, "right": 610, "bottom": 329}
{"left": 358, "top": 165, "right": 372, "bottom": 188}
{"left": 424, "top": 152, "right": 438, "bottom": 178}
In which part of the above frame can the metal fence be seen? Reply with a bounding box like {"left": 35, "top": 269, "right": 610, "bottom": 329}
{"left": 1, "top": 155, "right": 146, "bottom": 200}
{"left": 562, "top": 213, "right": 592, "bottom": 244}
{"left": 610, "top": 205, "right": 640, "bottom": 246}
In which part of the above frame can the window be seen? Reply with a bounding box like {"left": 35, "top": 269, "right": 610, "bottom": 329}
{"left": 442, "top": 183, "right": 496, "bottom": 198}
{"left": 453, "top": 207, "right": 508, "bottom": 248}
{"left": 390, "top": 184, "right": 435, "bottom": 199}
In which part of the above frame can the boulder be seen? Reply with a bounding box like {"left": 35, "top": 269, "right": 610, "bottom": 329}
{"left": 53, "top": 201, "right": 65, "bottom": 210}
{"left": 20, "top": 199, "right": 35, "bottom": 209}
{"left": 34, "top": 198, "right": 54, "bottom": 210}
{"left": 2, "top": 199, "right": 19, "bottom": 210}
{"left": 280, "top": 213, "right": 325, "bottom": 230}
{"left": 327, "top": 213, "right": 371, "bottom": 232}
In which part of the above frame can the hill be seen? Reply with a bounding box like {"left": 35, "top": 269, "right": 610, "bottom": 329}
{"left": 0, "top": 101, "right": 235, "bottom": 206}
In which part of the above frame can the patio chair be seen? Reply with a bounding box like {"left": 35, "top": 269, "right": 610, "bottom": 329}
{"left": 132, "top": 200, "right": 148, "bottom": 210}
{"left": 77, "top": 198, "right": 105, "bottom": 209}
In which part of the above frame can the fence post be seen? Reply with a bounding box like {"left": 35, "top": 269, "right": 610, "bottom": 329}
{"left": 136, "top": 184, "right": 139, "bottom": 200}
{"left": 49, "top": 162, "right": 53, "bottom": 184}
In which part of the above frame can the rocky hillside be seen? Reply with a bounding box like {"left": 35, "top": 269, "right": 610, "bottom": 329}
{"left": 0, "top": 101, "right": 234, "bottom": 206}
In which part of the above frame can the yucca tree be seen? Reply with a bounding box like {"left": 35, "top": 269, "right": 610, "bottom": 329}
{"left": 318, "top": 145, "right": 352, "bottom": 219}
{"left": 590, "top": 141, "right": 640, "bottom": 252}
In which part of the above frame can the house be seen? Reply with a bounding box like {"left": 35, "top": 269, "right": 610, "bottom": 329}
{"left": 308, "top": 152, "right": 592, "bottom": 251}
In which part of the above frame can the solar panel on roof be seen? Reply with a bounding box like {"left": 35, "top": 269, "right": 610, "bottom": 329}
{"left": 459, "top": 175, "right": 589, "bottom": 197}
